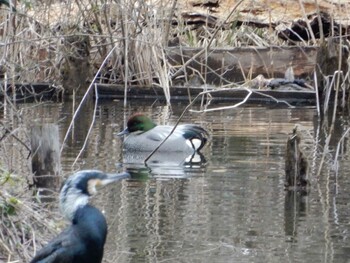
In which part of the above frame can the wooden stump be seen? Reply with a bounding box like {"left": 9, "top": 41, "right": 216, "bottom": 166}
{"left": 285, "top": 127, "right": 309, "bottom": 190}
{"left": 31, "top": 124, "right": 61, "bottom": 191}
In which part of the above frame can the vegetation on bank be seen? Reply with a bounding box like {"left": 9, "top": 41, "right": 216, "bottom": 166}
{"left": 0, "top": 0, "right": 347, "bottom": 92}
{"left": 1, "top": 0, "right": 350, "bottom": 261}
{"left": 0, "top": 167, "right": 62, "bottom": 262}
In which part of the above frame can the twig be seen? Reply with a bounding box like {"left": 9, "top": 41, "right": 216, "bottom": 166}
{"left": 333, "top": 127, "right": 350, "bottom": 173}
{"left": 60, "top": 45, "right": 117, "bottom": 153}
{"left": 190, "top": 87, "right": 294, "bottom": 113}
{"left": 298, "top": 0, "right": 316, "bottom": 44}
{"left": 72, "top": 85, "right": 99, "bottom": 167}
{"left": 190, "top": 87, "right": 253, "bottom": 112}
{"left": 316, "top": 71, "right": 343, "bottom": 178}
{"left": 163, "top": 0, "right": 177, "bottom": 46}
{"left": 0, "top": 122, "right": 31, "bottom": 155}
{"left": 122, "top": 10, "right": 129, "bottom": 107}
{"left": 314, "top": 70, "right": 321, "bottom": 117}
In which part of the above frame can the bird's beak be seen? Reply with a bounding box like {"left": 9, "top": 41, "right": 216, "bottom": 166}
{"left": 100, "top": 172, "right": 130, "bottom": 186}
{"left": 117, "top": 128, "right": 129, "bottom": 136}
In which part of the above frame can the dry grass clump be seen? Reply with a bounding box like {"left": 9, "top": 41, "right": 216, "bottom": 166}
{"left": 0, "top": 169, "right": 62, "bottom": 262}
{"left": 0, "top": 0, "right": 295, "bottom": 88}
{"left": 1, "top": 0, "right": 347, "bottom": 90}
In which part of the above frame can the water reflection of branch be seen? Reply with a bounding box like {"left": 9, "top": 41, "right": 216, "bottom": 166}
{"left": 333, "top": 127, "right": 350, "bottom": 175}
{"left": 316, "top": 70, "right": 343, "bottom": 178}
{"left": 250, "top": 90, "right": 295, "bottom": 107}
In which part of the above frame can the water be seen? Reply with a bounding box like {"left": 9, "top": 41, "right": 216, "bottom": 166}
{"left": 3, "top": 99, "right": 350, "bottom": 262}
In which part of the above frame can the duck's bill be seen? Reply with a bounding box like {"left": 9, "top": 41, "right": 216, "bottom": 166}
{"left": 117, "top": 128, "right": 129, "bottom": 136}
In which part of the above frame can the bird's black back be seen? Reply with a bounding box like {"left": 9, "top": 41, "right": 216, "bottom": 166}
{"left": 30, "top": 205, "right": 107, "bottom": 263}
{"left": 180, "top": 124, "right": 210, "bottom": 151}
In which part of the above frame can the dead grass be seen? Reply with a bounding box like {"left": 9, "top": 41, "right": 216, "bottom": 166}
{"left": 1, "top": 0, "right": 343, "bottom": 88}
{"left": 0, "top": 169, "right": 62, "bottom": 262}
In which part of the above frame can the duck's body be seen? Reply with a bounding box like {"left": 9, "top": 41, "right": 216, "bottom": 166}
{"left": 118, "top": 114, "right": 209, "bottom": 153}
{"left": 30, "top": 170, "right": 129, "bottom": 263}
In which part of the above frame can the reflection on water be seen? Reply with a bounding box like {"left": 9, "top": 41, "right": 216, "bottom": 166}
{"left": 121, "top": 150, "right": 206, "bottom": 167}
{"left": 284, "top": 190, "right": 308, "bottom": 242}
{"left": 4, "top": 99, "right": 350, "bottom": 262}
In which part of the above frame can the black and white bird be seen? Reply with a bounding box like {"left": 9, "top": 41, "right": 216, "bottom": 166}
{"left": 30, "top": 170, "right": 129, "bottom": 263}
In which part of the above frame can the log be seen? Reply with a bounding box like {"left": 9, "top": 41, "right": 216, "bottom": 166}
{"left": 31, "top": 124, "right": 61, "bottom": 191}
{"left": 166, "top": 46, "right": 318, "bottom": 85}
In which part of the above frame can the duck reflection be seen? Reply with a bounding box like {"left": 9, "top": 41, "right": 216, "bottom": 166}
{"left": 120, "top": 151, "right": 207, "bottom": 179}
{"left": 123, "top": 150, "right": 206, "bottom": 167}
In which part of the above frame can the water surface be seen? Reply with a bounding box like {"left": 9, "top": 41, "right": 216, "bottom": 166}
{"left": 10, "top": 100, "right": 350, "bottom": 263}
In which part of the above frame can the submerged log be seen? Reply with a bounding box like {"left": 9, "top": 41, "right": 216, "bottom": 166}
{"left": 285, "top": 127, "right": 309, "bottom": 190}
{"left": 31, "top": 124, "right": 61, "bottom": 191}
{"left": 96, "top": 84, "right": 316, "bottom": 105}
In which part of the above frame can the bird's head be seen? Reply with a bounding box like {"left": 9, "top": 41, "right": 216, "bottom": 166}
{"left": 59, "top": 170, "right": 129, "bottom": 221}
{"left": 117, "top": 113, "right": 156, "bottom": 136}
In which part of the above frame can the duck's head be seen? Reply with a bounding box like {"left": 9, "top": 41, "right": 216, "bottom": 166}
{"left": 117, "top": 114, "right": 156, "bottom": 136}
{"left": 59, "top": 170, "right": 129, "bottom": 221}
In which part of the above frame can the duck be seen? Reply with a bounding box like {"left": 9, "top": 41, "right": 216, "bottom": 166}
{"left": 117, "top": 114, "right": 209, "bottom": 153}
{"left": 30, "top": 170, "right": 129, "bottom": 263}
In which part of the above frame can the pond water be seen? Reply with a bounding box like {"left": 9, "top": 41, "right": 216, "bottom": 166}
{"left": 7, "top": 99, "right": 350, "bottom": 262}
